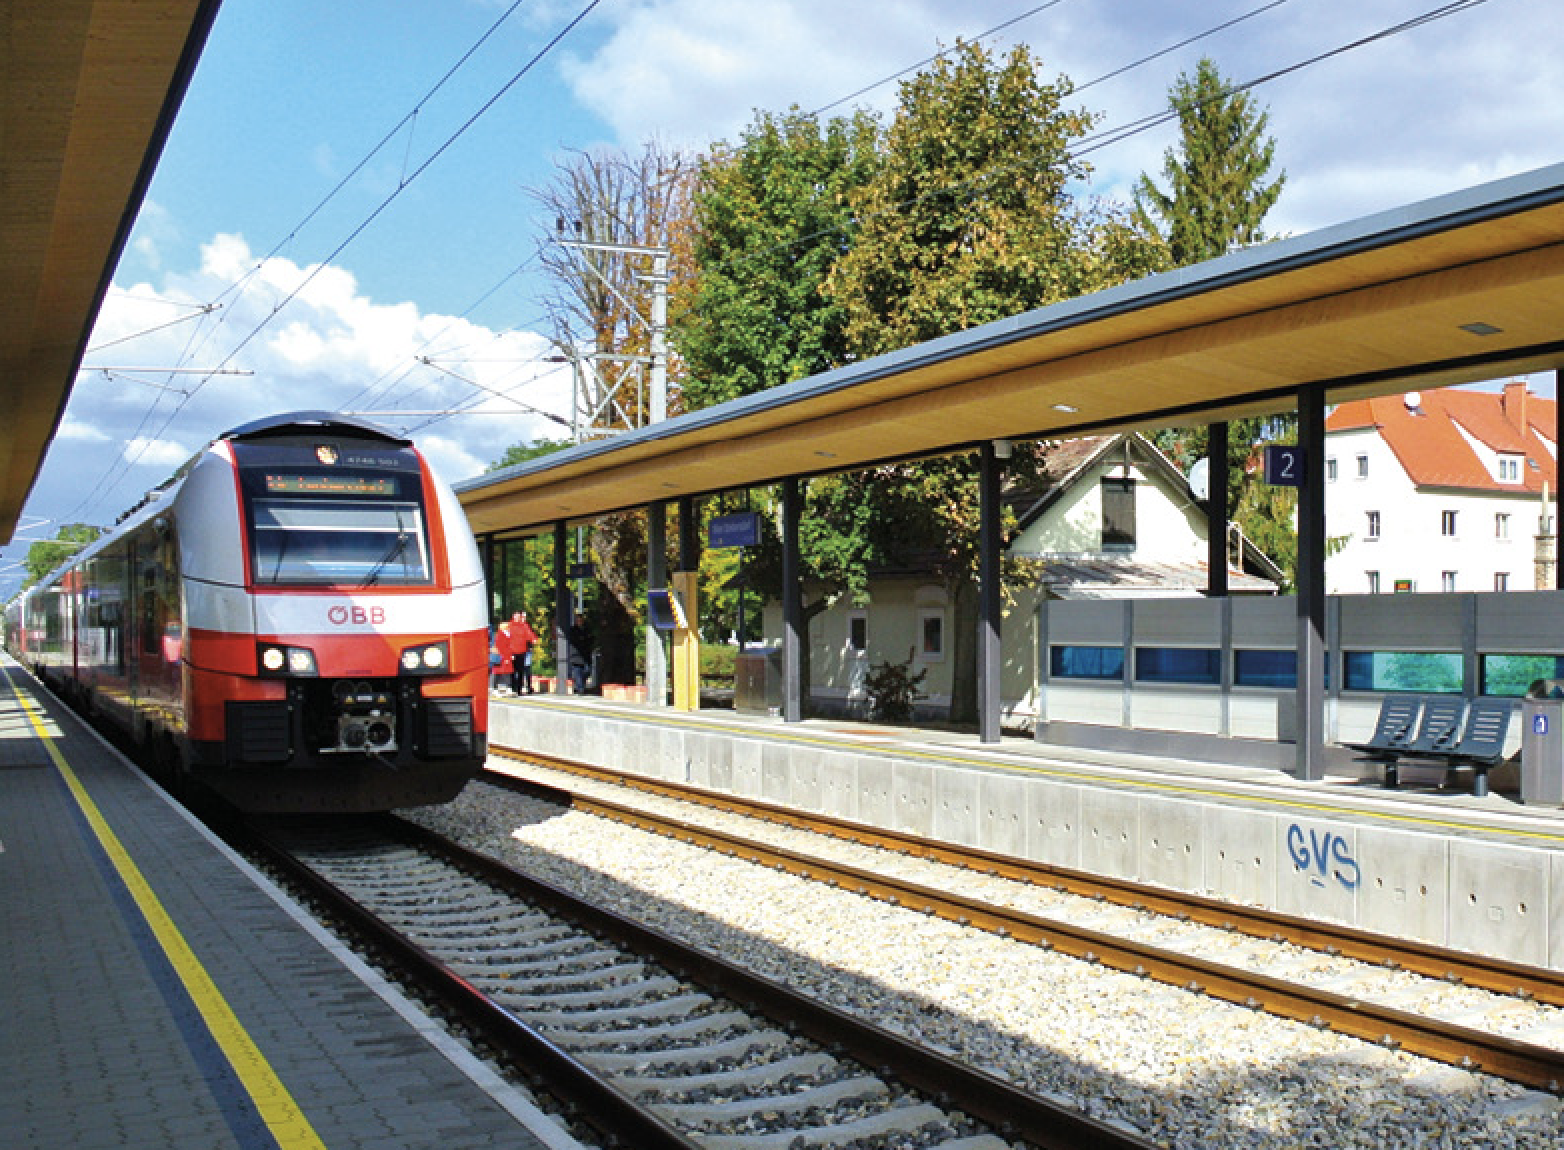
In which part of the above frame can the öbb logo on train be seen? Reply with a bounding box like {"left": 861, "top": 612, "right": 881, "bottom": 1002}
{"left": 328, "top": 605, "right": 386, "bottom": 625}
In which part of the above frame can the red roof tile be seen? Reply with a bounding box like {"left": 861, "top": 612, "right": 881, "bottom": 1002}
{"left": 1326, "top": 385, "right": 1557, "bottom": 494}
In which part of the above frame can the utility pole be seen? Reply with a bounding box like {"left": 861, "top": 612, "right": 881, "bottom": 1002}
{"left": 554, "top": 234, "right": 672, "bottom": 706}
{"left": 554, "top": 238, "right": 670, "bottom": 432}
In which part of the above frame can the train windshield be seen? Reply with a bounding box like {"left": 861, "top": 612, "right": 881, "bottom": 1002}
{"left": 234, "top": 440, "right": 433, "bottom": 587}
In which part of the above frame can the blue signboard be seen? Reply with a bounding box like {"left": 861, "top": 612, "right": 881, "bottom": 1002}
{"left": 647, "top": 588, "right": 687, "bottom": 631}
{"left": 1263, "top": 445, "right": 1304, "bottom": 487}
{"left": 708, "top": 511, "right": 761, "bottom": 549}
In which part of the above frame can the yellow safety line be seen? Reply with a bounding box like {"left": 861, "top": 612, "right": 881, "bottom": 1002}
{"left": 520, "top": 698, "right": 1564, "bottom": 845}
{"left": 12, "top": 684, "right": 328, "bottom": 1150}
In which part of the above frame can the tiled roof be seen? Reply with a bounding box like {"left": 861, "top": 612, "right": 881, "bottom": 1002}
{"left": 1326, "top": 384, "right": 1557, "bottom": 494}
{"left": 1039, "top": 558, "right": 1278, "bottom": 597}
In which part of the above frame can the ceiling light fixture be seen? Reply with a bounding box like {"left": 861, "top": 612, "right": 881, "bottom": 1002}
{"left": 1459, "top": 321, "right": 1503, "bottom": 336}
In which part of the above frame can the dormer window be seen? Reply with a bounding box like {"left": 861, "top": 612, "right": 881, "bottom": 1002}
{"left": 1498, "top": 455, "right": 1523, "bottom": 483}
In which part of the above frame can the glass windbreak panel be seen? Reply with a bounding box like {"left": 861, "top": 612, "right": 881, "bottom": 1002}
{"left": 1480, "top": 654, "right": 1564, "bottom": 697}
{"left": 1135, "top": 647, "right": 1220, "bottom": 685}
{"left": 1050, "top": 645, "right": 1124, "bottom": 681}
{"left": 1234, "top": 649, "right": 1296, "bottom": 688}
{"left": 235, "top": 439, "right": 432, "bottom": 587}
{"left": 1343, "top": 651, "right": 1462, "bottom": 693}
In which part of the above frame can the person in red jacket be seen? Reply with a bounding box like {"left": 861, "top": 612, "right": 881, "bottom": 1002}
{"left": 503, "top": 610, "right": 539, "bottom": 695}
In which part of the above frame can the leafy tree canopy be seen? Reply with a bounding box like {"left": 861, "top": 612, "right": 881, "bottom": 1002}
{"left": 675, "top": 107, "right": 882, "bottom": 411}
{"left": 487, "top": 437, "right": 574, "bottom": 473}
{"left": 826, "top": 40, "right": 1155, "bottom": 357}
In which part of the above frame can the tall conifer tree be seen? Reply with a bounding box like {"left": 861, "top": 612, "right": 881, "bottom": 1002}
{"left": 1133, "top": 57, "right": 1284, "bottom": 264}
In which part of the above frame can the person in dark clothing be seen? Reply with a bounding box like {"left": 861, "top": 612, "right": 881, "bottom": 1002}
{"left": 566, "top": 612, "right": 593, "bottom": 694}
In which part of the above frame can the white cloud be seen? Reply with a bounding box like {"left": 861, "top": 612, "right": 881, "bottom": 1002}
{"left": 563, "top": 0, "right": 1564, "bottom": 238}
{"left": 28, "top": 235, "right": 571, "bottom": 547}
{"left": 123, "top": 437, "right": 194, "bottom": 469}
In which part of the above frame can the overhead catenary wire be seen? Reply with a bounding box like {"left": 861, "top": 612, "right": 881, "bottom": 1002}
{"left": 683, "top": 0, "right": 1494, "bottom": 284}
{"left": 61, "top": 0, "right": 604, "bottom": 529}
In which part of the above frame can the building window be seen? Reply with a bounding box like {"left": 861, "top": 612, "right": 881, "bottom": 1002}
{"left": 1496, "top": 512, "right": 1510, "bottom": 539}
{"left": 1367, "top": 571, "right": 1380, "bottom": 594}
{"left": 1495, "top": 572, "right": 1510, "bottom": 592}
{"left": 1135, "top": 648, "right": 1221, "bottom": 685}
{"left": 1499, "top": 455, "right": 1522, "bottom": 482}
{"left": 1441, "top": 509, "right": 1458, "bottom": 537}
{"left": 1050, "top": 645, "right": 1124, "bottom": 681}
{"left": 1442, "top": 571, "right": 1457, "bottom": 592}
{"left": 1366, "top": 510, "right": 1380, "bottom": 540}
{"left": 1101, "top": 477, "right": 1136, "bottom": 550}
{"left": 1356, "top": 454, "right": 1369, "bottom": 479}
{"left": 847, "top": 611, "right": 867, "bottom": 655}
{"left": 1326, "top": 457, "right": 1338, "bottom": 481}
{"left": 918, "top": 609, "right": 945, "bottom": 662}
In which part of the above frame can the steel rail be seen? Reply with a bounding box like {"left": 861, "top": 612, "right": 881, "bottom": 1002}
{"left": 228, "top": 814, "right": 704, "bottom": 1150}
{"left": 232, "top": 811, "right": 1158, "bottom": 1150}
{"left": 493, "top": 749, "right": 1564, "bottom": 1006}
{"left": 486, "top": 756, "right": 1564, "bottom": 1094}
{"left": 388, "top": 815, "right": 1160, "bottom": 1150}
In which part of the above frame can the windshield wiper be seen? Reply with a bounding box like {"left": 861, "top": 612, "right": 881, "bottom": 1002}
{"left": 360, "top": 531, "right": 410, "bottom": 588}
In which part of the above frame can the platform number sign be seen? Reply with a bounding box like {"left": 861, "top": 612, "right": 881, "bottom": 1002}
{"left": 1264, "top": 445, "right": 1304, "bottom": 487}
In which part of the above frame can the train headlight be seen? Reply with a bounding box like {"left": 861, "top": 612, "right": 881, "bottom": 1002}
{"left": 258, "top": 643, "right": 318, "bottom": 677}
{"left": 398, "top": 641, "right": 449, "bottom": 676}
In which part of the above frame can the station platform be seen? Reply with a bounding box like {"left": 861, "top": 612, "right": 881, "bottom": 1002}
{"left": 0, "top": 658, "right": 583, "bottom": 1150}
{"left": 490, "top": 691, "right": 1564, "bottom": 972}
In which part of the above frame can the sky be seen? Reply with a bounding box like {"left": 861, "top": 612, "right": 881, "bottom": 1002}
{"left": 7, "top": 0, "right": 1563, "bottom": 596}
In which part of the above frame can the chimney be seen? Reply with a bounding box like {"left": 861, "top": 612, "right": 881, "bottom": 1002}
{"left": 1503, "top": 380, "right": 1529, "bottom": 432}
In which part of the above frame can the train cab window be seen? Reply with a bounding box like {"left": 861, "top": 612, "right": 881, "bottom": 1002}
{"left": 235, "top": 441, "right": 433, "bottom": 587}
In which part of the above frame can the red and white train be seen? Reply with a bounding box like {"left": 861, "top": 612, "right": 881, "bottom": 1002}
{"left": 6, "top": 412, "right": 488, "bottom": 812}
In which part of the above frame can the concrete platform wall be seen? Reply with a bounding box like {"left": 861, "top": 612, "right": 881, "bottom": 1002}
{"left": 491, "top": 704, "right": 1564, "bottom": 971}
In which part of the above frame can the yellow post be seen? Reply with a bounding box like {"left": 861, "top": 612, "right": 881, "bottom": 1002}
{"left": 671, "top": 570, "right": 700, "bottom": 712}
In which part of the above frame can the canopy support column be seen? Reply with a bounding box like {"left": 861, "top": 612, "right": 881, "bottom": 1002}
{"left": 782, "top": 477, "right": 804, "bottom": 724}
{"left": 1207, "top": 421, "right": 1229, "bottom": 597}
{"left": 646, "top": 503, "right": 668, "bottom": 707}
{"left": 1296, "top": 385, "right": 1327, "bottom": 779}
{"left": 979, "top": 442, "right": 1003, "bottom": 744}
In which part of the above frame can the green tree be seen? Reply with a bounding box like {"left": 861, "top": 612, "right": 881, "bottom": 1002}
{"left": 23, "top": 523, "right": 101, "bottom": 588}
{"left": 825, "top": 40, "right": 1141, "bottom": 355}
{"left": 674, "top": 107, "right": 881, "bottom": 409}
{"left": 1133, "top": 56, "right": 1285, "bottom": 264}
{"left": 817, "top": 41, "right": 1155, "bottom": 723}
{"left": 1137, "top": 57, "right": 1290, "bottom": 584}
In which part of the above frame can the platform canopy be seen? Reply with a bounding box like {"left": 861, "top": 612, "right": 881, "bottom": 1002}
{"left": 458, "top": 163, "right": 1564, "bottom": 536}
{"left": 0, "top": 0, "right": 220, "bottom": 545}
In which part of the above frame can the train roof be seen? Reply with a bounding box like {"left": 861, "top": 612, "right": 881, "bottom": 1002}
{"left": 220, "top": 411, "right": 409, "bottom": 445}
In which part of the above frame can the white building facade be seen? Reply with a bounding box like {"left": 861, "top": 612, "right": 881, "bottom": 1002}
{"left": 1325, "top": 383, "right": 1557, "bottom": 595}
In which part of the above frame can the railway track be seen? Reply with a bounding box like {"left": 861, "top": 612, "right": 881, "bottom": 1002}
{"left": 231, "top": 812, "right": 1158, "bottom": 1150}
{"left": 486, "top": 749, "right": 1564, "bottom": 1096}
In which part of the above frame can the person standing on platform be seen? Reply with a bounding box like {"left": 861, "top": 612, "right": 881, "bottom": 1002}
{"left": 490, "top": 622, "right": 514, "bottom": 695}
{"left": 508, "top": 610, "right": 539, "bottom": 694}
{"left": 566, "top": 612, "right": 593, "bottom": 694}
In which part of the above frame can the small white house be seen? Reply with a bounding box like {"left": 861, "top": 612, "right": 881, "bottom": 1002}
{"left": 1325, "top": 382, "right": 1558, "bottom": 595}
{"left": 766, "top": 433, "right": 1281, "bottom": 727}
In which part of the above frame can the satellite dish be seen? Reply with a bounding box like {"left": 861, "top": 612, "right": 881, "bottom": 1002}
{"left": 1188, "top": 457, "right": 1210, "bottom": 500}
{"left": 1404, "top": 391, "right": 1423, "bottom": 412}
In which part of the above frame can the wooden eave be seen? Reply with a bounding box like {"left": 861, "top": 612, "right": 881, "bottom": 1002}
{"left": 458, "top": 164, "right": 1564, "bottom": 537}
{"left": 0, "top": 0, "right": 220, "bottom": 544}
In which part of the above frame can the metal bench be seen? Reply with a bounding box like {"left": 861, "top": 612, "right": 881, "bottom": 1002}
{"left": 1426, "top": 698, "right": 1513, "bottom": 798}
{"left": 1343, "top": 695, "right": 1422, "bottom": 780}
